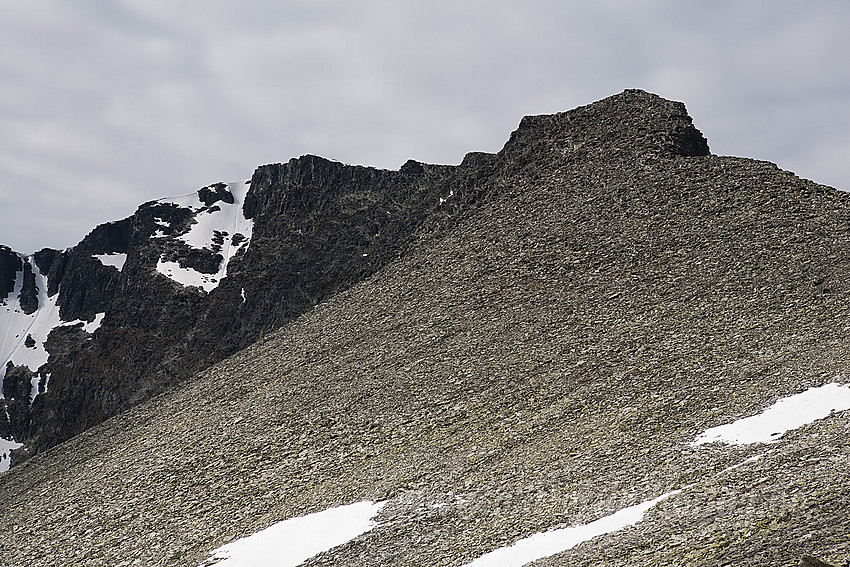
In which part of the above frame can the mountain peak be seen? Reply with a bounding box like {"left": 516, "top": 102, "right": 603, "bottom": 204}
{"left": 502, "top": 89, "right": 709, "bottom": 167}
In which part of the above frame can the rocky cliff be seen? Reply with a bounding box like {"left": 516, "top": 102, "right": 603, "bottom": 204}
{"left": 1, "top": 90, "right": 848, "bottom": 566}
{"left": 1, "top": 148, "right": 496, "bottom": 460}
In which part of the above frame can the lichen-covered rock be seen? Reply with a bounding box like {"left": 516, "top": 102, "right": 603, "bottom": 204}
{"left": 801, "top": 556, "right": 840, "bottom": 567}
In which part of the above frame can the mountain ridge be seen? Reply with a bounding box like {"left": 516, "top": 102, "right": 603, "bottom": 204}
{"left": 1, "top": 89, "right": 708, "bottom": 462}
{"left": 2, "top": 90, "right": 849, "bottom": 566}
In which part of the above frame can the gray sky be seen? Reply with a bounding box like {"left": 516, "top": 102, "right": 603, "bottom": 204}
{"left": 2, "top": 1, "right": 849, "bottom": 254}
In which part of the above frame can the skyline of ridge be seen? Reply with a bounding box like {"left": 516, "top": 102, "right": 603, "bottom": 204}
{"left": 2, "top": 1, "right": 850, "bottom": 254}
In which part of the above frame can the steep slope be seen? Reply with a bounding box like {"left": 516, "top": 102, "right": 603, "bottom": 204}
{"left": 2, "top": 90, "right": 849, "bottom": 566}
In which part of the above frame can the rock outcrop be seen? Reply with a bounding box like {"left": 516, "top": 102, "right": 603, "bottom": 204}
{"left": 2, "top": 139, "right": 498, "bottom": 459}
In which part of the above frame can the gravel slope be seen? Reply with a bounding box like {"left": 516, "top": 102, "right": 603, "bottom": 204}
{"left": 1, "top": 90, "right": 849, "bottom": 566}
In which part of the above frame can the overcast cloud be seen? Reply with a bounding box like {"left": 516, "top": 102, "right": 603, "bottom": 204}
{"left": 1, "top": 1, "right": 849, "bottom": 253}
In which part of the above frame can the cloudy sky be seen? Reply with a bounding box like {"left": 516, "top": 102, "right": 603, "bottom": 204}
{"left": 1, "top": 1, "right": 849, "bottom": 253}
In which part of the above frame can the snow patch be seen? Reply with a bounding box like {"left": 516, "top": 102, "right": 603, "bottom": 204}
{"left": 463, "top": 491, "right": 678, "bottom": 567}
{"left": 155, "top": 180, "right": 253, "bottom": 293}
{"left": 202, "top": 501, "right": 384, "bottom": 567}
{"left": 0, "top": 259, "right": 62, "bottom": 375}
{"left": 80, "top": 312, "right": 105, "bottom": 333}
{"left": 156, "top": 260, "right": 220, "bottom": 293}
{"left": 29, "top": 374, "right": 41, "bottom": 403}
{"left": 93, "top": 253, "right": 127, "bottom": 271}
{"left": 0, "top": 437, "right": 24, "bottom": 473}
{"left": 2, "top": 253, "right": 105, "bottom": 400}
{"left": 60, "top": 312, "right": 106, "bottom": 334}
{"left": 692, "top": 382, "right": 850, "bottom": 446}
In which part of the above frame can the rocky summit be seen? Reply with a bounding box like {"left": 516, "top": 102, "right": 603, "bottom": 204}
{"left": 1, "top": 90, "right": 849, "bottom": 566}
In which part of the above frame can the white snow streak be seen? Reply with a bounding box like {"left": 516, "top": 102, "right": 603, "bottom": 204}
{"left": 692, "top": 382, "right": 850, "bottom": 446}
{"left": 29, "top": 374, "right": 41, "bottom": 404}
{"left": 462, "top": 492, "right": 677, "bottom": 567}
{"left": 93, "top": 253, "right": 127, "bottom": 271}
{"left": 203, "top": 501, "right": 384, "bottom": 567}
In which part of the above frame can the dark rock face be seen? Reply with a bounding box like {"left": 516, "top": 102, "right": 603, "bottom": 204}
{"left": 17, "top": 261, "right": 39, "bottom": 315}
{"left": 33, "top": 247, "right": 68, "bottom": 296}
{"left": 198, "top": 182, "right": 235, "bottom": 206}
{"left": 231, "top": 155, "right": 466, "bottom": 342}
{"left": 2, "top": 362, "right": 34, "bottom": 440}
{"left": 1, "top": 89, "right": 711, "bottom": 460}
{"left": 0, "top": 246, "right": 22, "bottom": 299}
{"left": 500, "top": 89, "right": 709, "bottom": 173}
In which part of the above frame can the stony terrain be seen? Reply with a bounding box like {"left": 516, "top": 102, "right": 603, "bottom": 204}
{"left": 1, "top": 90, "right": 849, "bottom": 566}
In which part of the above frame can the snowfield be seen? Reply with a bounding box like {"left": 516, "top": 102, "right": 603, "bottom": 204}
{"left": 154, "top": 180, "right": 253, "bottom": 293}
{"left": 1, "top": 258, "right": 105, "bottom": 379}
{"left": 1, "top": 258, "right": 60, "bottom": 374}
